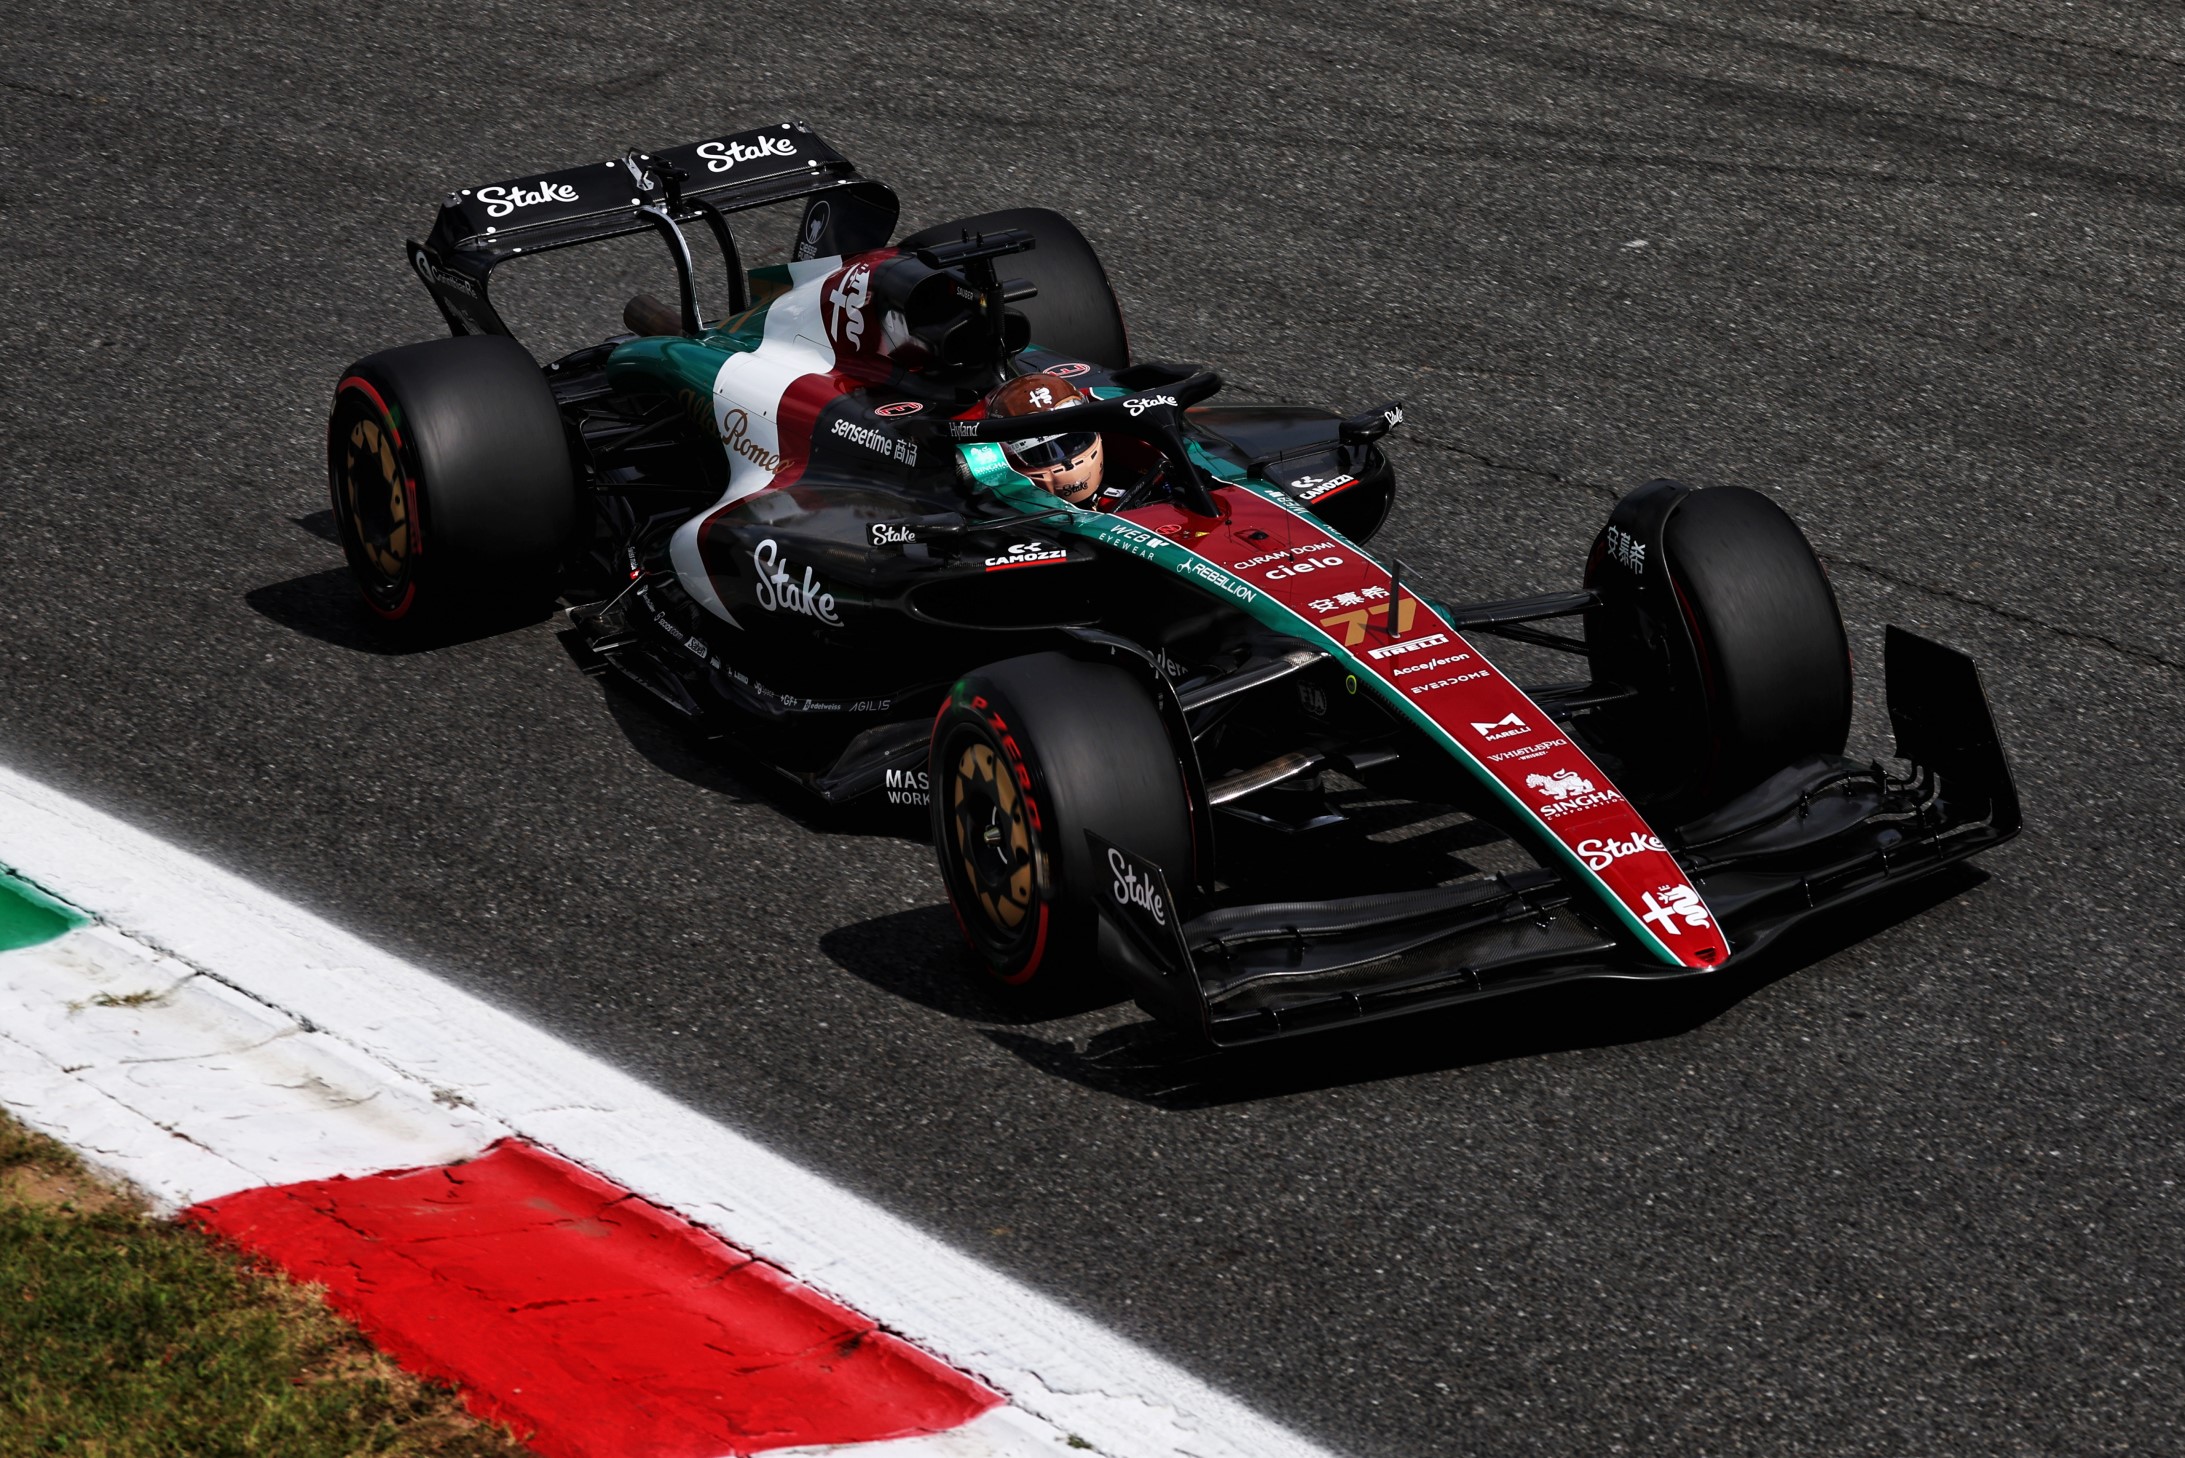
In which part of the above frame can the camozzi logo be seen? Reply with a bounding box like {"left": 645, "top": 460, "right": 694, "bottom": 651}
{"left": 1291, "top": 473, "right": 1357, "bottom": 503}
{"left": 475, "top": 179, "right": 580, "bottom": 218}
{"left": 697, "top": 135, "right": 799, "bottom": 172}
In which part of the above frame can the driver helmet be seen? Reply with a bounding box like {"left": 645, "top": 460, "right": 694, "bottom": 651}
{"left": 989, "top": 373, "right": 1104, "bottom": 505}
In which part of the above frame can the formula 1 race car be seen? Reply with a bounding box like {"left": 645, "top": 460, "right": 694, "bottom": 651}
{"left": 327, "top": 121, "right": 2021, "bottom": 1045}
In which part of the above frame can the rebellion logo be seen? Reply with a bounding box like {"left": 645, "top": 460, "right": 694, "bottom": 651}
{"left": 696, "top": 134, "right": 799, "bottom": 172}
{"left": 475, "top": 179, "right": 580, "bottom": 218}
{"left": 750, "top": 539, "right": 841, "bottom": 625}
{"left": 718, "top": 408, "right": 784, "bottom": 474}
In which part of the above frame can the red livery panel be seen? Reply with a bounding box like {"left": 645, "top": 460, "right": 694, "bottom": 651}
{"left": 1122, "top": 488, "right": 1725, "bottom": 968}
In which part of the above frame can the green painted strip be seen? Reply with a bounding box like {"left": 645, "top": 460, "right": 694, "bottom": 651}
{"left": 0, "top": 869, "right": 84, "bottom": 952}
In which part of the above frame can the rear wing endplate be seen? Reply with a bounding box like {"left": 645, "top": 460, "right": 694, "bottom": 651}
{"left": 406, "top": 120, "right": 899, "bottom": 340}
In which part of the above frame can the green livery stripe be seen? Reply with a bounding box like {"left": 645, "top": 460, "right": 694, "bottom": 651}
{"left": 960, "top": 455, "right": 1695, "bottom": 967}
{"left": 0, "top": 869, "right": 84, "bottom": 952}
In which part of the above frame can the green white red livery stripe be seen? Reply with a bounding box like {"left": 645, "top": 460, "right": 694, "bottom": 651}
{"left": 1060, "top": 478, "right": 1726, "bottom": 968}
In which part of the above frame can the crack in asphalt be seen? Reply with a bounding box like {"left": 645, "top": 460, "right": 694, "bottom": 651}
{"left": 1418, "top": 430, "right": 2185, "bottom": 676}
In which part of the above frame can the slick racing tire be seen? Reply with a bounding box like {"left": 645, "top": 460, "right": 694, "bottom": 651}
{"left": 1588, "top": 485, "right": 1852, "bottom": 809}
{"left": 929, "top": 653, "right": 1191, "bottom": 1008}
{"left": 327, "top": 334, "right": 577, "bottom": 630}
{"left": 898, "top": 208, "right": 1131, "bottom": 368}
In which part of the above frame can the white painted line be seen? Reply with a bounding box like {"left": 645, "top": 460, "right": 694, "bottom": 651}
{"left": 0, "top": 764, "right": 1342, "bottom": 1458}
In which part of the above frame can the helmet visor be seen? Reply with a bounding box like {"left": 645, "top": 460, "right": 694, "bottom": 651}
{"left": 1003, "top": 431, "right": 1099, "bottom": 472}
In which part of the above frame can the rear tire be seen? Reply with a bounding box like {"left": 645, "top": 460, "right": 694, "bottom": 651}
{"left": 898, "top": 207, "right": 1130, "bottom": 368}
{"left": 327, "top": 334, "right": 576, "bottom": 631}
{"left": 1586, "top": 485, "right": 1852, "bottom": 809}
{"left": 929, "top": 653, "right": 1191, "bottom": 1007}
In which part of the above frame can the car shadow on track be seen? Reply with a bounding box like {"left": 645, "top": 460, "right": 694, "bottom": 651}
{"left": 246, "top": 514, "right": 558, "bottom": 653}
{"left": 971, "top": 865, "right": 1991, "bottom": 1109}
{"left": 560, "top": 630, "right": 951, "bottom": 834}
{"left": 820, "top": 905, "right": 1131, "bottom": 1028}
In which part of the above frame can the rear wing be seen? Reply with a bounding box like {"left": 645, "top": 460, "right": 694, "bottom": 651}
{"left": 406, "top": 120, "right": 900, "bottom": 340}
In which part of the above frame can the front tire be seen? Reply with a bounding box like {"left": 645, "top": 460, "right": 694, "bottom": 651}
{"left": 327, "top": 334, "right": 577, "bottom": 631}
{"left": 1586, "top": 485, "right": 1852, "bottom": 810}
{"left": 929, "top": 653, "right": 1191, "bottom": 1006}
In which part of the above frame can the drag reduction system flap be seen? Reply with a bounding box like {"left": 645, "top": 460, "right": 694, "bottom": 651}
{"left": 407, "top": 121, "right": 900, "bottom": 340}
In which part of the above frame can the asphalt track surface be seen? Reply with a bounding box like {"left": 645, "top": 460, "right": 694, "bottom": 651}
{"left": 3, "top": 5, "right": 2180, "bottom": 1454}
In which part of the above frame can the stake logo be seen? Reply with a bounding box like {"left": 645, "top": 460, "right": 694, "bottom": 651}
{"left": 750, "top": 539, "right": 842, "bottom": 625}
{"left": 475, "top": 179, "right": 580, "bottom": 218}
{"left": 696, "top": 134, "right": 799, "bottom": 173}
{"left": 1121, "top": 393, "right": 1178, "bottom": 417}
{"left": 1576, "top": 832, "right": 1667, "bottom": 870}
{"left": 1107, "top": 846, "right": 1168, "bottom": 926}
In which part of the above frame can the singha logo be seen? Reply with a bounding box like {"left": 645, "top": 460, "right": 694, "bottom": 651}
{"left": 1527, "top": 768, "right": 1595, "bottom": 801}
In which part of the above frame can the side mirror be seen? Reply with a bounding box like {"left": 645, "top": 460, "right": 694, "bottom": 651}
{"left": 1339, "top": 400, "right": 1405, "bottom": 445}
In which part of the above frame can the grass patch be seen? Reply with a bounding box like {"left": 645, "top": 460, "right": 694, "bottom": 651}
{"left": 0, "top": 1110, "right": 530, "bottom": 1457}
